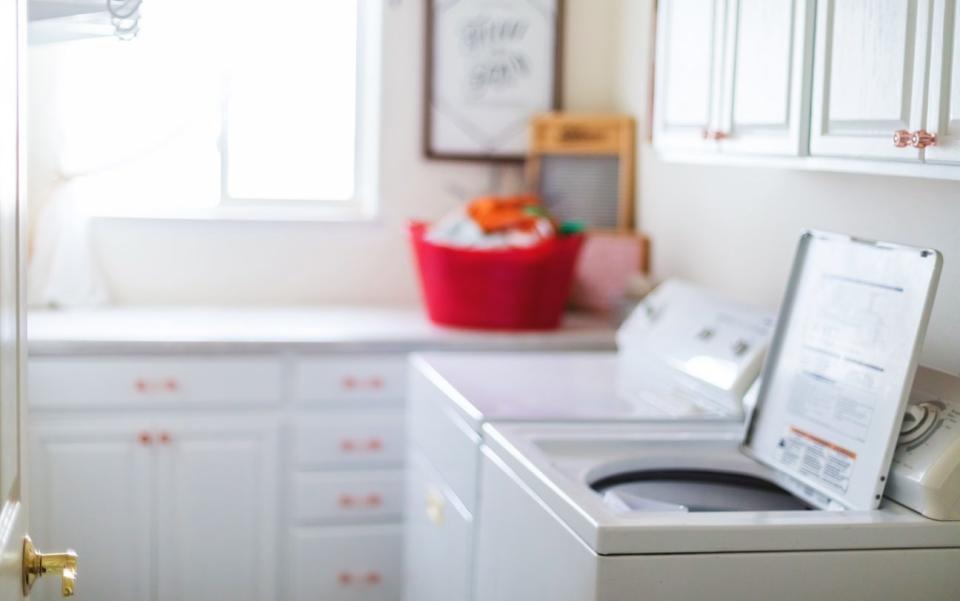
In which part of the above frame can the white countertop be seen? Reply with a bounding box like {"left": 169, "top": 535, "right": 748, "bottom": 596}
{"left": 411, "top": 352, "right": 735, "bottom": 432}
{"left": 27, "top": 307, "right": 616, "bottom": 355}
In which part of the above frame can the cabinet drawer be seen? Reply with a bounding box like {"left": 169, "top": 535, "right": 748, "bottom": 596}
{"left": 293, "top": 470, "right": 403, "bottom": 523}
{"left": 294, "top": 413, "right": 404, "bottom": 468}
{"left": 290, "top": 524, "right": 401, "bottom": 601}
{"left": 293, "top": 355, "right": 406, "bottom": 404}
{"left": 29, "top": 356, "right": 283, "bottom": 408}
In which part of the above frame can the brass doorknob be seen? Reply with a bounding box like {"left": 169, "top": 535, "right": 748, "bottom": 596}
{"left": 23, "top": 536, "right": 78, "bottom": 597}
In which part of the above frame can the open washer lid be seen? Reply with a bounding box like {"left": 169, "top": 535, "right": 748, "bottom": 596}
{"left": 743, "top": 231, "right": 942, "bottom": 511}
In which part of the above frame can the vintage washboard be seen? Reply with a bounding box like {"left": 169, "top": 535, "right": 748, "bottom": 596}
{"left": 527, "top": 114, "right": 636, "bottom": 230}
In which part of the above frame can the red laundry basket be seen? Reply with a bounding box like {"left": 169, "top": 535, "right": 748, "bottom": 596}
{"left": 410, "top": 222, "right": 584, "bottom": 330}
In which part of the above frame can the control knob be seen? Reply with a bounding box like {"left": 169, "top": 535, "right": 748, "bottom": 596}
{"left": 898, "top": 402, "right": 940, "bottom": 446}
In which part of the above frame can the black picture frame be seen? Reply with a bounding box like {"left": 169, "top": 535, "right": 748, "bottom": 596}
{"left": 424, "top": 0, "right": 565, "bottom": 162}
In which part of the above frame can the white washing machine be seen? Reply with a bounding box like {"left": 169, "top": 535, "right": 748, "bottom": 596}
{"left": 403, "top": 281, "right": 776, "bottom": 601}
{"left": 472, "top": 232, "right": 959, "bottom": 600}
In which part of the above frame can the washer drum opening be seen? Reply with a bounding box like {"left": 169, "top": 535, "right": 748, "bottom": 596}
{"left": 591, "top": 469, "right": 813, "bottom": 512}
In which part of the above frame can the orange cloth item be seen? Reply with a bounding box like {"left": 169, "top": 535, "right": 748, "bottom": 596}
{"left": 466, "top": 195, "right": 547, "bottom": 234}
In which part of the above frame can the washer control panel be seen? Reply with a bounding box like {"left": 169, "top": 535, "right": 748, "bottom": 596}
{"left": 887, "top": 367, "right": 960, "bottom": 520}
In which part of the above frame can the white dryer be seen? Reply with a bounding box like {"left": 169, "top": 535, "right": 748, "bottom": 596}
{"left": 473, "top": 232, "right": 958, "bottom": 600}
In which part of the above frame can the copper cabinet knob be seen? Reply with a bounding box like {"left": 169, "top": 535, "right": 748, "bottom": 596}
{"left": 701, "top": 129, "right": 729, "bottom": 141}
{"left": 911, "top": 130, "right": 937, "bottom": 149}
{"left": 893, "top": 129, "right": 912, "bottom": 147}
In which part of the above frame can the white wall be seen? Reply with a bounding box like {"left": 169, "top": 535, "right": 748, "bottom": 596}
{"left": 29, "top": 0, "right": 960, "bottom": 373}
{"left": 27, "top": 0, "right": 623, "bottom": 307}
{"left": 619, "top": 0, "right": 960, "bottom": 374}
{"left": 639, "top": 157, "right": 960, "bottom": 375}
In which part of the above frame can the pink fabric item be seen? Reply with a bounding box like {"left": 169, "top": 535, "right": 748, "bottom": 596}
{"left": 570, "top": 233, "right": 649, "bottom": 313}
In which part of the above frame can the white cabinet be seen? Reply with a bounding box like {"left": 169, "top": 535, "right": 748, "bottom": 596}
{"left": 25, "top": 314, "right": 615, "bottom": 601}
{"left": 719, "top": 0, "right": 814, "bottom": 155}
{"left": 925, "top": 0, "right": 960, "bottom": 164}
{"left": 28, "top": 417, "right": 279, "bottom": 601}
{"left": 155, "top": 419, "right": 278, "bottom": 601}
{"left": 654, "top": 0, "right": 960, "bottom": 178}
{"left": 293, "top": 470, "right": 404, "bottom": 523}
{"left": 810, "top": 0, "right": 932, "bottom": 161}
{"left": 294, "top": 412, "right": 405, "bottom": 468}
{"left": 29, "top": 356, "right": 284, "bottom": 408}
{"left": 653, "top": 0, "right": 724, "bottom": 152}
{"left": 30, "top": 420, "right": 153, "bottom": 601}
{"left": 293, "top": 355, "right": 407, "bottom": 404}
{"left": 290, "top": 525, "right": 402, "bottom": 601}
{"left": 29, "top": 354, "right": 406, "bottom": 601}
{"left": 653, "top": 0, "right": 813, "bottom": 156}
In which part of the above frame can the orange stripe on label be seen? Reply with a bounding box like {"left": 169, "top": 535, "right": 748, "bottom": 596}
{"left": 789, "top": 426, "right": 857, "bottom": 459}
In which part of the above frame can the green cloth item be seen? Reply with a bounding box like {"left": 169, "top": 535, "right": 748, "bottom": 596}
{"left": 558, "top": 221, "right": 586, "bottom": 236}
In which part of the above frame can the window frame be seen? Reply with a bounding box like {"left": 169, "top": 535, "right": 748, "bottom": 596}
{"left": 59, "top": 0, "right": 383, "bottom": 223}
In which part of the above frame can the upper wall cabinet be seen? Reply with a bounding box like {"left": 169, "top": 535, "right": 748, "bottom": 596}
{"left": 653, "top": 0, "right": 814, "bottom": 156}
{"left": 653, "top": 0, "right": 960, "bottom": 178}
{"left": 925, "top": 0, "right": 960, "bottom": 164}
{"left": 653, "top": 0, "right": 724, "bottom": 153}
{"left": 719, "top": 0, "right": 815, "bottom": 155}
{"left": 809, "top": 0, "right": 931, "bottom": 161}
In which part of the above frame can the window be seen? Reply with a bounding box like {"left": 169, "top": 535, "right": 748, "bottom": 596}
{"left": 40, "top": 0, "right": 377, "bottom": 218}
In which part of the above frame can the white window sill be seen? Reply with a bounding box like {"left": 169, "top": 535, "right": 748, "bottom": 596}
{"left": 85, "top": 203, "right": 381, "bottom": 224}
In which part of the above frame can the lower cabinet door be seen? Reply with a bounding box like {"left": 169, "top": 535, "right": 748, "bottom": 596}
{"left": 403, "top": 450, "right": 473, "bottom": 601}
{"left": 290, "top": 524, "right": 402, "bottom": 601}
{"left": 29, "top": 419, "right": 154, "bottom": 601}
{"left": 155, "top": 417, "right": 279, "bottom": 601}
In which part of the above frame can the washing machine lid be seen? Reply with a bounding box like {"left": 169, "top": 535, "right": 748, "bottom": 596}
{"left": 743, "top": 231, "right": 941, "bottom": 511}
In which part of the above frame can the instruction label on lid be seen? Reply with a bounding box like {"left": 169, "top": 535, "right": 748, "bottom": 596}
{"left": 778, "top": 426, "right": 856, "bottom": 493}
{"left": 746, "top": 232, "right": 941, "bottom": 510}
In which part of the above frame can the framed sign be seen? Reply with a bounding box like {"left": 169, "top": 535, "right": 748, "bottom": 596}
{"left": 425, "top": 0, "right": 564, "bottom": 161}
